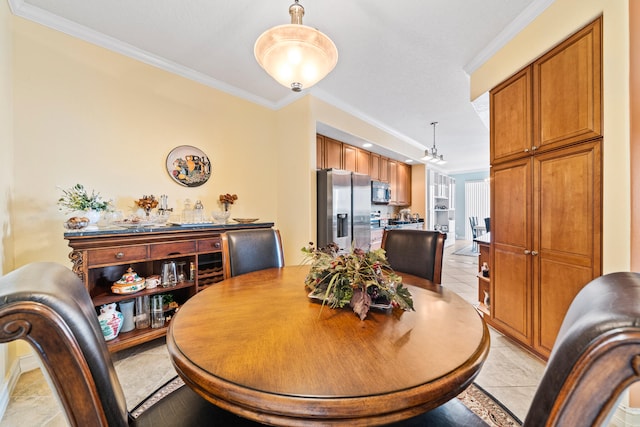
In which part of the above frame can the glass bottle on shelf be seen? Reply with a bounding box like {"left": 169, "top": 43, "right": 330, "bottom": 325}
{"left": 193, "top": 200, "right": 205, "bottom": 223}
{"left": 182, "top": 199, "right": 194, "bottom": 224}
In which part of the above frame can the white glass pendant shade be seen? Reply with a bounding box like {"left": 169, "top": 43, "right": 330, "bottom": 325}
{"left": 255, "top": 24, "right": 337, "bottom": 92}
{"left": 255, "top": 1, "right": 338, "bottom": 92}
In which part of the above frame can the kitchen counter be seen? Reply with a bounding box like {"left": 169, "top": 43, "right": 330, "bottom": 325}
{"left": 474, "top": 232, "right": 490, "bottom": 245}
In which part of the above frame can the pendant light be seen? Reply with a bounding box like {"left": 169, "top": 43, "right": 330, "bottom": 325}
{"left": 421, "top": 121, "right": 447, "bottom": 165}
{"left": 254, "top": 0, "right": 338, "bottom": 92}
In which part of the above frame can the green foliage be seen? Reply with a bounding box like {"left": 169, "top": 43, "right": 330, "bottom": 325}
{"left": 302, "top": 242, "right": 414, "bottom": 320}
{"left": 57, "top": 183, "right": 112, "bottom": 212}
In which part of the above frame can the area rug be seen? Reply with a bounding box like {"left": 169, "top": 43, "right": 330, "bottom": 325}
{"left": 453, "top": 245, "right": 480, "bottom": 257}
{"left": 135, "top": 377, "right": 522, "bottom": 426}
{"left": 458, "top": 383, "right": 522, "bottom": 426}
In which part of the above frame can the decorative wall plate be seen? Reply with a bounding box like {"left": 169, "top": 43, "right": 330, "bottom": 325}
{"left": 166, "top": 145, "right": 211, "bottom": 187}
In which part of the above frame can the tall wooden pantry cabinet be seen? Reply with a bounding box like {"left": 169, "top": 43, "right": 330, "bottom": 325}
{"left": 489, "top": 17, "right": 602, "bottom": 359}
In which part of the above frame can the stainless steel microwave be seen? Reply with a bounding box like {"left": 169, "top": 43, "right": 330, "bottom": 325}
{"left": 371, "top": 181, "right": 391, "bottom": 204}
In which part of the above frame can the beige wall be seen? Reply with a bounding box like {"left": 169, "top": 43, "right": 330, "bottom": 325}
{"left": 470, "top": 0, "right": 631, "bottom": 274}
{"left": 1, "top": 0, "right": 16, "bottom": 374}
{"left": 1, "top": 0, "right": 13, "bottom": 276}
{"left": 12, "top": 17, "right": 286, "bottom": 267}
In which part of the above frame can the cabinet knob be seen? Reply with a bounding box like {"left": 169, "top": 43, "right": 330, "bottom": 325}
{"left": 531, "top": 250, "right": 539, "bottom": 256}
{"left": 524, "top": 148, "right": 529, "bottom": 153}
{"left": 524, "top": 250, "right": 531, "bottom": 255}
{"left": 531, "top": 146, "right": 538, "bottom": 151}
{"left": 115, "top": 252, "right": 124, "bottom": 259}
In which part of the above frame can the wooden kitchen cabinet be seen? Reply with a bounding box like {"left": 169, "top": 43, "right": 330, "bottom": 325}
{"left": 533, "top": 17, "right": 602, "bottom": 152}
{"left": 490, "top": 67, "right": 532, "bottom": 165}
{"left": 491, "top": 140, "right": 601, "bottom": 358}
{"left": 343, "top": 144, "right": 371, "bottom": 175}
{"left": 388, "top": 160, "right": 411, "bottom": 206}
{"left": 488, "top": 17, "right": 602, "bottom": 359}
{"left": 396, "top": 162, "right": 411, "bottom": 206}
{"left": 324, "top": 137, "right": 343, "bottom": 169}
{"left": 65, "top": 223, "right": 274, "bottom": 352}
{"left": 388, "top": 160, "right": 398, "bottom": 203}
{"left": 491, "top": 17, "right": 601, "bottom": 166}
{"left": 379, "top": 157, "right": 389, "bottom": 182}
{"left": 316, "top": 133, "right": 409, "bottom": 202}
{"left": 370, "top": 153, "right": 381, "bottom": 180}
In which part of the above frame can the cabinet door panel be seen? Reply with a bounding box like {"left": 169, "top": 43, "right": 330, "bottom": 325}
{"left": 532, "top": 140, "right": 601, "bottom": 357}
{"left": 316, "top": 135, "right": 325, "bottom": 169}
{"left": 490, "top": 67, "right": 532, "bottom": 164}
{"left": 343, "top": 144, "right": 356, "bottom": 172}
{"left": 356, "top": 148, "right": 371, "bottom": 175}
{"left": 492, "top": 245, "right": 531, "bottom": 344}
{"left": 370, "top": 154, "right": 380, "bottom": 181}
{"left": 379, "top": 157, "right": 389, "bottom": 182}
{"left": 491, "top": 158, "right": 532, "bottom": 344}
{"left": 388, "top": 160, "right": 398, "bottom": 204}
{"left": 492, "top": 158, "right": 531, "bottom": 248}
{"left": 325, "top": 137, "right": 342, "bottom": 169}
{"left": 536, "top": 259, "right": 593, "bottom": 356}
{"left": 533, "top": 17, "right": 601, "bottom": 150}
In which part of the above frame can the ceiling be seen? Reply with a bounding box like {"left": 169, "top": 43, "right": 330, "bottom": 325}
{"left": 10, "top": 0, "right": 552, "bottom": 173}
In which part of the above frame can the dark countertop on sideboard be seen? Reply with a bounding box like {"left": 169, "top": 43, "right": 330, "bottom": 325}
{"left": 64, "top": 222, "right": 275, "bottom": 239}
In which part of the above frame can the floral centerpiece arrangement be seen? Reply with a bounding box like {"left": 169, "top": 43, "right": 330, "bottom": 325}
{"left": 57, "top": 184, "right": 112, "bottom": 213}
{"left": 135, "top": 195, "right": 159, "bottom": 216}
{"left": 218, "top": 193, "right": 238, "bottom": 211}
{"left": 302, "top": 242, "right": 414, "bottom": 320}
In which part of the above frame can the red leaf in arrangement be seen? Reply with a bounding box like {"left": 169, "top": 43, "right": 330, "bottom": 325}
{"left": 350, "top": 288, "right": 372, "bottom": 321}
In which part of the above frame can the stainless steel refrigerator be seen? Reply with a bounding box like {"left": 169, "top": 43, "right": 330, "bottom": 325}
{"left": 317, "top": 169, "right": 371, "bottom": 252}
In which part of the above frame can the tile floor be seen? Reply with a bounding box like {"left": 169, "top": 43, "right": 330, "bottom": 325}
{"left": 0, "top": 240, "right": 547, "bottom": 426}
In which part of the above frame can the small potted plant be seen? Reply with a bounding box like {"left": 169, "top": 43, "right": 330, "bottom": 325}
{"left": 58, "top": 183, "right": 112, "bottom": 225}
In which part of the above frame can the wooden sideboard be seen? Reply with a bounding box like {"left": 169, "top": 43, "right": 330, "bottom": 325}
{"left": 64, "top": 222, "right": 274, "bottom": 352}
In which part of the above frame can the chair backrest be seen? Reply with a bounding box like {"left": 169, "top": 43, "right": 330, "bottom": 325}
{"left": 0, "top": 262, "right": 129, "bottom": 427}
{"left": 523, "top": 272, "right": 640, "bottom": 426}
{"left": 484, "top": 217, "right": 490, "bottom": 233}
{"left": 381, "top": 229, "right": 446, "bottom": 284}
{"left": 221, "top": 229, "right": 285, "bottom": 278}
{"left": 469, "top": 217, "right": 478, "bottom": 238}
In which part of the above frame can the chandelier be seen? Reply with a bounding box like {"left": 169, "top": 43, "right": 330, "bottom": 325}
{"left": 254, "top": 0, "right": 338, "bottom": 92}
{"left": 422, "top": 121, "right": 447, "bottom": 165}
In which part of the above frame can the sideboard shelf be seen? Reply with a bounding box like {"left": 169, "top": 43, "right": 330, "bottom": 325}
{"left": 65, "top": 222, "right": 274, "bottom": 352}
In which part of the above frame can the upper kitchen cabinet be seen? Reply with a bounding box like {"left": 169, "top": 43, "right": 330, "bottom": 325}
{"left": 316, "top": 134, "right": 343, "bottom": 170}
{"left": 316, "top": 133, "right": 411, "bottom": 205}
{"left": 388, "top": 160, "right": 411, "bottom": 207}
{"left": 490, "top": 67, "right": 532, "bottom": 164}
{"left": 490, "top": 17, "right": 602, "bottom": 166}
{"left": 533, "top": 17, "right": 602, "bottom": 151}
{"left": 344, "top": 144, "right": 371, "bottom": 175}
{"left": 370, "top": 154, "right": 381, "bottom": 181}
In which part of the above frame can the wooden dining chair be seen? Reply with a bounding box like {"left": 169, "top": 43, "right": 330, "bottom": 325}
{"left": 221, "top": 228, "right": 285, "bottom": 278}
{"left": 388, "top": 271, "right": 640, "bottom": 426}
{"left": 381, "top": 229, "right": 446, "bottom": 285}
{"left": 0, "top": 262, "right": 262, "bottom": 427}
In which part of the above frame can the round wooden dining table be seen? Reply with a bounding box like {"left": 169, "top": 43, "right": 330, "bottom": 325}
{"left": 167, "top": 265, "right": 490, "bottom": 426}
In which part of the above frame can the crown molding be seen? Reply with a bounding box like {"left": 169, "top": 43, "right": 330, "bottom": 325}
{"left": 464, "top": 0, "right": 555, "bottom": 75}
{"left": 8, "top": 0, "right": 278, "bottom": 110}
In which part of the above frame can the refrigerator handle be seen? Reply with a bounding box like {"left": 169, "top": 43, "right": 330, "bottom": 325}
{"left": 337, "top": 213, "right": 349, "bottom": 238}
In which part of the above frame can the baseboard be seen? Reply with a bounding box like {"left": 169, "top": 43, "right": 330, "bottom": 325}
{"left": 0, "top": 353, "right": 38, "bottom": 421}
{"left": 609, "top": 403, "right": 640, "bottom": 427}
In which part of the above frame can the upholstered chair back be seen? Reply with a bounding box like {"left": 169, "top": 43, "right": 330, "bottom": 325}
{"left": 222, "top": 229, "right": 285, "bottom": 278}
{"left": 381, "top": 229, "right": 446, "bottom": 284}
